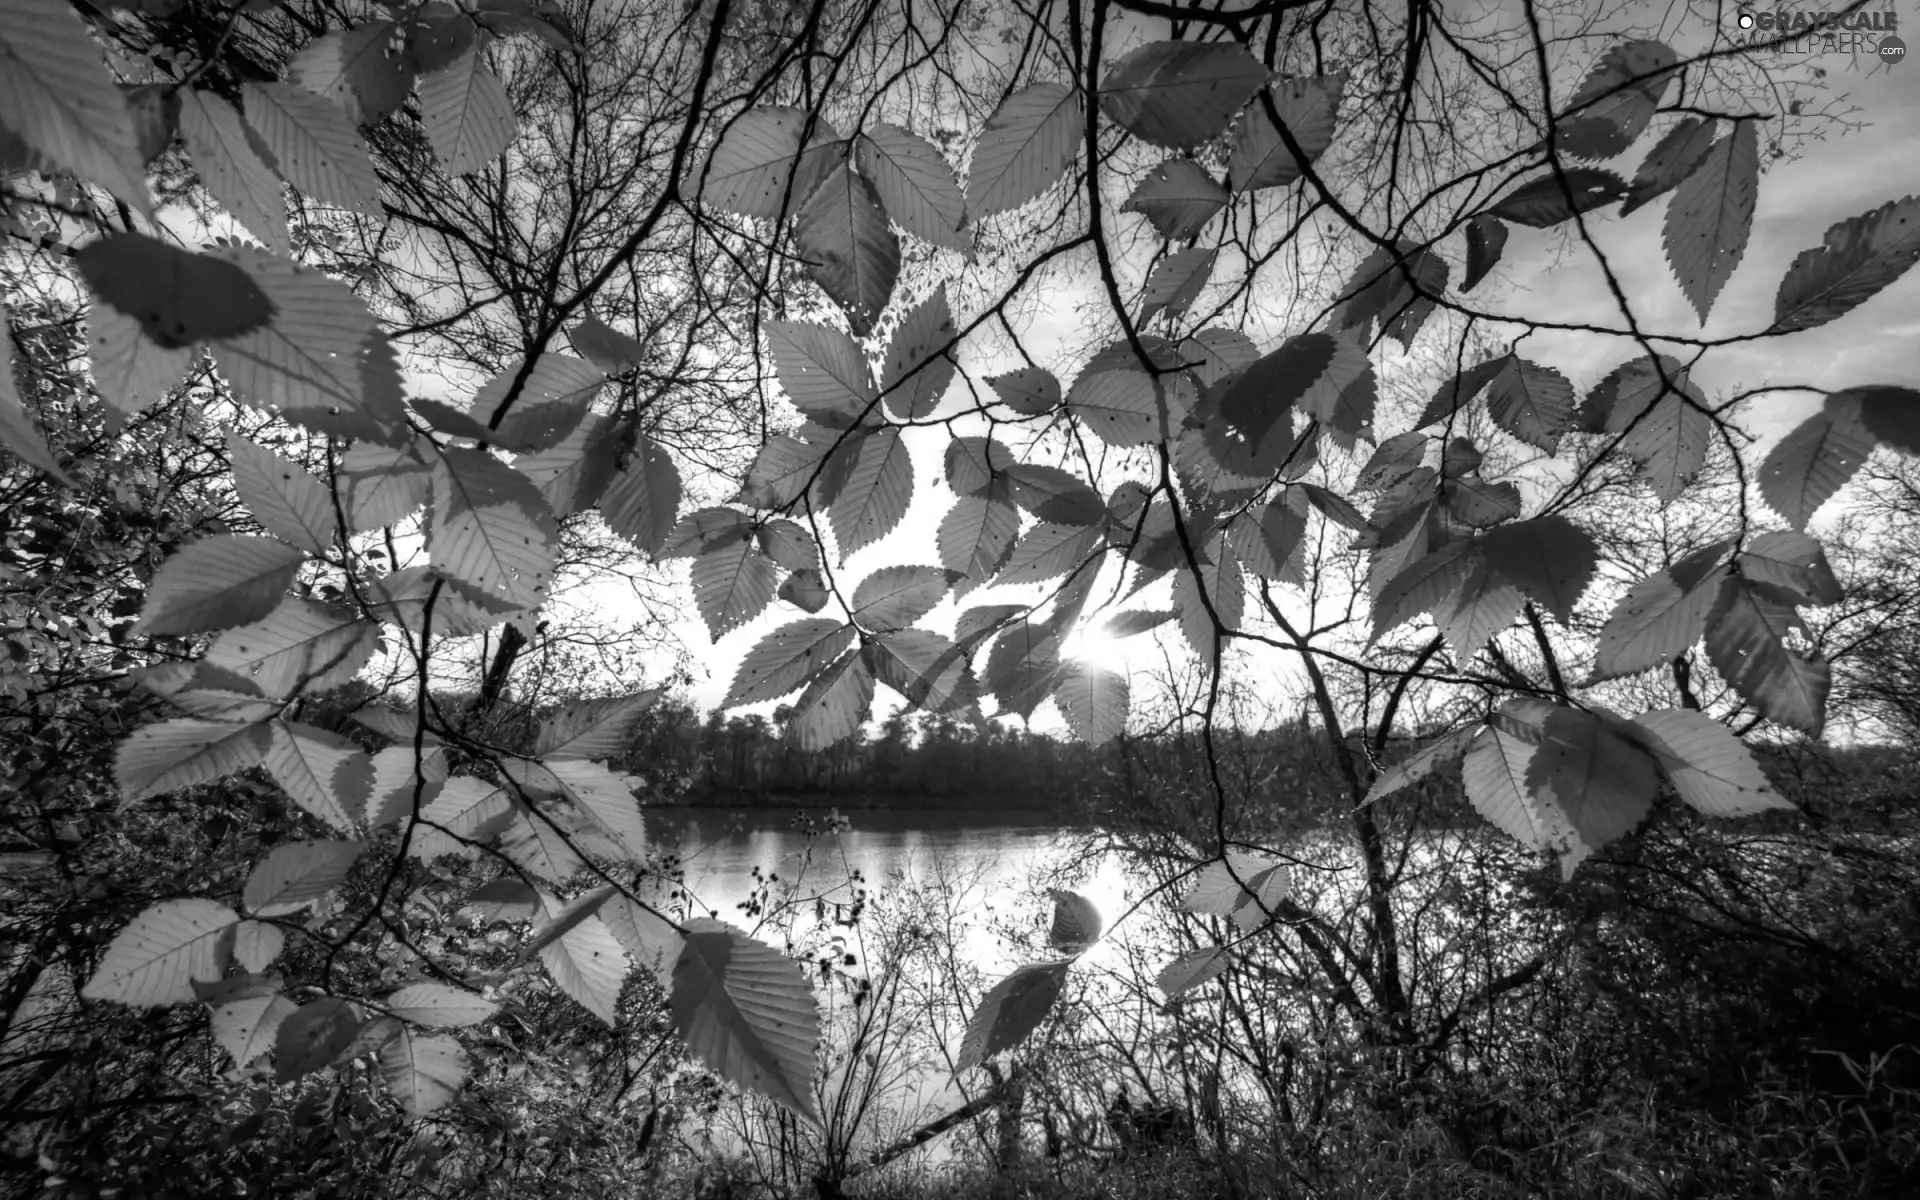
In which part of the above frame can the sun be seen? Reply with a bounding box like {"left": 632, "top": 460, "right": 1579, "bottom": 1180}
{"left": 1061, "top": 619, "right": 1131, "bottom": 668}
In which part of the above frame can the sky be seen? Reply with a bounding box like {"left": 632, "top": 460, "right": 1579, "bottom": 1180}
{"left": 568, "top": 6, "right": 1920, "bottom": 728}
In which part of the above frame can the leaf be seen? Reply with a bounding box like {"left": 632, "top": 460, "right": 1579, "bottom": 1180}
{"left": 856, "top": 123, "right": 967, "bottom": 252}
{"left": 243, "top": 839, "right": 365, "bottom": 916}
{"left": 366, "top": 744, "right": 450, "bottom": 829}
{"left": 1484, "top": 357, "right": 1574, "bottom": 454}
{"left": 289, "top": 21, "right": 410, "bottom": 127}
{"left": 0, "top": 0, "right": 151, "bottom": 214}
{"left": 469, "top": 354, "right": 605, "bottom": 451}
{"left": 1217, "top": 333, "right": 1330, "bottom": 465}
{"left": 868, "top": 631, "right": 976, "bottom": 715}
{"left": 702, "top": 107, "right": 837, "bottom": 220}
{"left": 178, "top": 89, "right": 289, "bottom": 253}
{"left": 828, "top": 425, "right": 912, "bottom": 558}
{"left": 363, "top": 567, "right": 518, "bottom": 639}
{"left": 1047, "top": 889, "right": 1103, "bottom": 953}
{"left": 430, "top": 449, "right": 557, "bottom": 610}
{"left": 534, "top": 692, "right": 663, "bottom": 760}
{"left": 851, "top": 566, "right": 954, "bottom": 632}
{"left": 1628, "top": 708, "right": 1790, "bottom": 818}
{"left": 1417, "top": 356, "right": 1507, "bottom": 429}
{"left": 602, "top": 895, "right": 684, "bottom": 985}
{"left": 1618, "top": 382, "right": 1712, "bottom": 505}
{"left": 410, "top": 777, "right": 511, "bottom": 862}
{"left": 938, "top": 494, "right": 1020, "bottom": 592}
{"left": 340, "top": 440, "right": 432, "bottom": 530}
{"left": 1373, "top": 542, "right": 1472, "bottom": 643}
{"left": 1181, "top": 850, "right": 1291, "bottom": 933}
{"left": 131, "top": 536, "right": 305, "bottom": 637}
{"left": 210, "top": 992, "right": 296, "bottom": 1067}
{"left": 987, "top": 366, "right": 1062, "bottom": 416}
{"left": 1771, "top": 195, "right": 1920, "bottom": 334}
{"left": 86, "top": 301, "right": 192, "bottom": 422}
{"left": 1156, "top": 948, "right": 1231, "bottom": 999}
{"left": 780, "top": 568, "right": 831, "bottom": 614}
{"left": 1138, "top": 247, "right": 1217, "bottom": 327}
{"left": 1433, "top": 560, "right": 1525, "bottom": 662}
{"left": 1460, "top": 700, "right": 1577, "bottom": 859}
{"left": 265, "top": 721, "right": 368, "bottom": 833}
{"left": 599, "top": 433, "right": 682, "bottom": 557}
{"left": 241, "top": 82, "right": 381, "bottom": 215}
{"left": 521, "top": 885, "right": 620, "bottom": 958}
{"left": 379, "top": 1028, "right": 469, "bottom": 1117}
{"left": 1487, "top": 168, "right": 1627, "bottom": 227}
{"left": 210, "top": 595, "right": 374, "bottom": 698}
{"left": 1590, "top": 540, "right": 1733, "bottom": 680}
{"left": 660, "top": 506, "right": 751, "bottom": 560}
{"left": 726, "top": 620, "right": 854, "bottom": 707}
{"left": 569, "top": 315, "right": 646, "bottom": 373}
{"left": 1738, "top": 530, "right": 1842, "bottom": 607}
{"left": 1663, "top": 119, "right": 1758, "bottom": 323}
{"left": 670, "top": 918, "right": 821, "bottom": 1122}
{"left": 966, "top": 83, "right": 1082, "bottom": 219}
{"left": 1101, "top": 41, "right": 1268, "bottom": 149}
{"left": 1230, "top": 493, "right": 1308, "bottom": 585}
{"left": 998, "top": 522, "right": 1100, "bottom": 588}
{"left": 462, "top": 879, "right": 540, "bottom": 924}
{"left": 1123, "top": 159, "right": 1226, "bottom": 241}
{"left": 115, "top": 718, "right": 271, "bottom": 802}
{"left": 80, "top": 899, "right": 238, "bottom": 1008}
{"left": 757, "top": 519, "right": 818, "bottom": 572}
{"left": 1705, "top": 576, "right": 1829, "bottom": 735}
{"left": 1461, "top": 214, "right": 1507, "bottom": 292}
{"left": 944, "top": 435, "right": 1012, "bottom": 496}
{"left": 1525, "top": 707, "right": 1659, "bottom": 875}
{"left": 1003, "top": 464, "right": 1105, "bottom": 526}
{"left": 690, "top": 538, "right": 778, "bottom": 641}
{"left": 795, "top": 165, "right": 899, "bottom": 338}
{"left": 957, "top": 960, "right": 1070, "bottom": 1073}
{"left": 536, "top": 894, "right": 629, "bottom": 1025}
{"left": 1478, "top": 516, "right": 1599, "bottom": 623}
{"left": 1843, "top": 385, "right": 1920, "bottom": 457}
{"left": 226, "top": 432, "right": 333, "bottom": 555}
{"left": 1363, "top": 725, "right": 1479, "bottom": 804}
{"left": 766, "top": 320, "right": 875, "bottom": 429}
{"left": 0, "top": 302, "right": 73, "bottom": 484}
{"left": 1051, "top": 661, "right": 1127, "bottom": 745}
{"left": 1758, "top": 402, "right": 1875, "bottom": 530}
{"left": 785, "top": 650, "right": 874, "bottom": 750}
{"left": 210, "top": 248, "right": 402, "bottom": 439}
{"left": 954, "top": 604, "right": 1023, "bottom": 651}
{"left": 417, "top": 43, "right": 514, "bottom": 175}
{"left": 1621, "top": 117, "right": 1716, "bottom": 216}
{"left": 276, "top": 997, "right": 362, "bottom": 1083}
{"left": 1300, "top": 482, "right": 1371, "bottom": 534}
{"left": 881, "top": 288, "right": 956, "bottom": 420}
{"left": 1228, "top": 73, "right": 1343, "bottom": 192}
{"left": 1554, "top": 40, "right": 1676, "bottom": 160}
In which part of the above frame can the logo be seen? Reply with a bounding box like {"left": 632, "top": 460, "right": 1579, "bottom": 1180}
{"left": 1731, "top": 8, "right": 1905, "bottom": 65}
{"left": 1883, "top": 32, "right": 1909, "bottom": 60}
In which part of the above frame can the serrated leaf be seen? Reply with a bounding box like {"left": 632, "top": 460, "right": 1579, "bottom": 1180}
{"left": 205, "top": 597, "right": 375, "bottom": 701}
{"left": 601, "top": 895, "right": 683, "bottom": 985}
{"left": 1229, "top": 493, "right": 1308, "bottom": 585}
{"left": 1841, "top": 385, "right": 1920, "bottom": 456}
{"left": 938, "top": 494, "right": 1019, "bottom": 593}
{"left": 1487, "top": 168, "right": 1627, "bottom": 227}
{"left": 430, "top": 448, "right": 557, "bottom": 610}
{"left": 1484, "top": 357, "right": 1574, "bottom": 454}
{"left": 1591, "top": 542, "right": 1733, "bottom": 680}
{"left": 851, "top": 565, "right": 955, "bottom": 632}
{"left": 569, "top": 315, "right": 646, "bottom": 373}
{"left": 869, "top": 630, "right": 977, "bottom": 714}
{"left": 534, "top": 692, "right": 662, "bottom": 760}
{"left": 984, "top": 618, "right": 1061, "bottom": 720}
{"left": 987, "top": 366, "right": 1062, "bottom": 416}
{"left": 1758, "top": 402, "right": 1875, "bottom": 530}
{"left": 1629, "top": 708, "right": 1790, "bottom": 818}
{"left": 785, "top": 649, "right": 873, "bottom": 750}
{"left": 1228, "top": 73, "right": 1343, "bottom": 192}
{"left": 660, "top": 506, "right": 752, "bottom": 559}
{"left": 598, "top": 432, "right": 682, "bottom": 556}
{"left": 1102, "top": 609, "right": 1176, "bottom": 638}
{"left": 726, "top": 620, "right": 853, "bottom": 707}
{"left": 828, "top": 425, "right": 911, "bottom": 558}
{"left": 1705, "top": 576, "right": 1829, "bottom": 735}
{"left": 289, "top": 21, "right": 410, "bottom": 127}
{"left": 1138, "top": 247, "right": 1216, "bottom": 327}
{"left": 1101, "top": 41, "right": 1268, "bottom": 149}
{"left": 536, "top": 893, "right": 629, "bottom": 1025}
{"left": 0, "top": 300, "right": 73, "bottom": 483}
{"left": 955, "top": 604, "right": 1024, "bottom": 651}
{"left": 115, "top": 718, "right": 271, "bottom": 802}
{"left": 1123, "top": 158, "right": 1226, "bottom": 240}
{"left": 226, "top": 432, "right": 333, "bottom": 555}
{"left": 1363, "top": 726, "right": 1478, "bottom": 804}
{"left": 1046, "top": 889, "right": 1102, "bottom": 953}
{"left": 1356, "top": 432, "right": 1428, "bottom": 493}
{"left": 1156, "top": 948, "right": 1231, "bottom": 999}
{"left": 998, "top": 522, "right": 1101, "bottom": 588}
{"left": 520, "top": 885, "right": 619, "bottom": 958}
{"left": 670, "top": 919, "right": 821, "bottom": 1121}
{"left": 701, "top": 107, "right": 839, "bottom": 220}
{"left": 378, "top": 1027, "right": 468, "bottom": 1117}
{"left": 957, "top": 960, "right": 1069, "bottom": 1073}
{"left": 1051, "top": 661, "right": 1127, "bottom": 745}
{"left": 856, "top": 123, "right": 967, "bottom": 252}
{"left": 340, "top": 439, "right": 431, "bottom": 530}
{"left": 469, "top": 354, "right": 605, "bottom": 452}
{"left": 265, "top": 721, "right": 368, "bottom": 833}
{"left": 462, "top": 878, "right": 540, "bottom": 924}
{"left": 780, "top": 567, "right": 831, "bottom": 614}
{"left": 795, "top": 165, "right": 899, "bottom": 338}
{"left": 80, "top": 899, "right": 239, "bottom": 1008}
{"left": 1737, "top": 531, "right": 1842, "bottom": 607}
{"left": 132, "top": 536, "right": 305, "bottom": 637}
{"left": 1172, "top": 549, "right": 1243, "bottom": 665}
{"left": 1216, "top": 333, "right": 1330, "bottom": 465}
{"left": 1373, "top": 541, "right": 1473, "bottom": 643}
{"left": 1460, "top": 702, "right": 1577, "bottom": 857}
{"left": 944, "top": 435, "right": 1012, "bottom": 496}
{"left": 1771, "top": 195, "right": 1920, "bottom": 334}
{"left": 1433, "top": 560, "right": 1524, "bottom": 662}
{"left": 1417, "top": 356, "right": 1507, "bottom": 429}
{"left": 1003, "top": 464, "right": 1105, "bottom": 526}
{"left": 241, "top": 81, "right": 381, "bottom": 215}
{"left": 966, "top": 83, "right": 1082, "bottom": 218}
{"left": 1479, "top": 516, "right": 1598, "bottom": 623}
{"left": 1461, "top": 213, "right": 1508, "bottom": 292}
{"left": 1180, "top": 328, "right": 1258, "bottom": 385}
{"left": 363, "top": 567, "right": 519, "bottom": 639}
{"left": 881, "top": 288, "right": 956, "bottom": 420}
{"left": 85, "top": 301, "right": 192, "bottom": 423}
{"left": 0, "top": 0, "right": 151, "bottom": 214}
{"left": 766, "top": 320, "right": 875, "bottom": 429}
{"left": 418, "top": 43, "right": 514, "bottom": 175}
{"left": 243, "top": 839, "right": 365, "bottom": 916}
{"left": 1181, "top": 850, "right": 1290, "bottom": 933}
{"left": 1526, "top": 707, "right": 1658, "bottom": 876}
{"left": 365, "top": 744, "right": 450, "bottom": 829}
{"left": 756, "top": 518, "right": 818, "bottom": 572}
{"left": 1621, "top": 117, "right": 1715, "bottom": 216}
{"left": 1554, "top": 40, "right": 1676, "bottom": 160}
{"left": 276, "top": 997, "right": 361, "bottom": 1083}
{"left": 690, "top": 538, "right": 778, "bottom": 641}
{"left": 178, "top": 89, "right": 289, "bottom": 253}
{"left": 1300, "top": 482, "right": 1371, "bottom": 534}
{"left": 409, "top": 777, "right": 511, "bottom": 863}
{"left": 1663, "top": 119, "right": 1757, "bottom": 323}
{"left": 211, "top": 992, "right": 296, "bottom": 1068}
